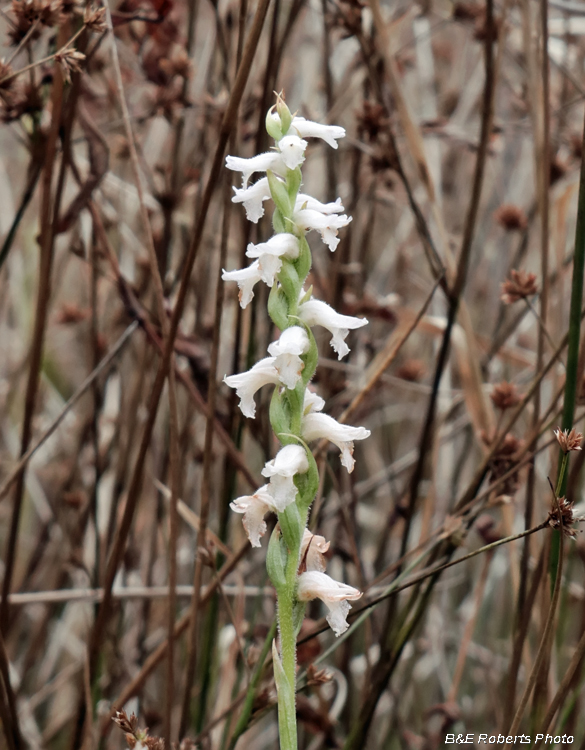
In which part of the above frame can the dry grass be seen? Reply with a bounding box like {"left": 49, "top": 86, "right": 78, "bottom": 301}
{"left": 1, "top": 0, "right": 585, "bottom": 747}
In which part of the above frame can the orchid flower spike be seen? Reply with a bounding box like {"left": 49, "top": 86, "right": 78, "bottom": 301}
{"left": 230, "top": 485, "right": 276, "bottom": 547}
{"left": 297, "top": 571, "right": 361, "bottom": 636}
{"left": 231, "top": 177, "right": 272, "bottom": 223}
{"left": 277, "top": 134, "right": 308, "bottom": 169}
{"left": 224, "top": 357, "right": 280, "bottom": 418}
{"left": 294, "top": 208, "right": 352, "bottom": 252}
{"left": 267, "top": 326, "right": 310, "bottom": 389}
{"left": 261, "top": 444, "right": 309, "bottom": 511}
{"left": 298, "top": 297, "right": 368, "bottom": 359}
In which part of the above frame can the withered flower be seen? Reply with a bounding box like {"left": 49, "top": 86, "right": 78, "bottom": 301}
{"left": 490, "top": 381, "right": 522, "bottom": 410}
{"left": 494, "top": 204, "right": 528, "bottom": 231}
{"left": 554, "top": 427, "right": 583, "bottom": 454}
{"left": 8, "top": 0, "right": 63, "bottom": 45}
{"left": 84, "top": 5, "right": 106, "bottom": 32}
{"left": 500, "top": 269, "right": 538, "bottom": 304}
{"left": 482, "top": 431, "right": 524, "bottom": 499}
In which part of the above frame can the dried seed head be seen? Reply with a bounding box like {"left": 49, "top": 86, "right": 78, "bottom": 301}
{"left": 1, "top": 82, "right": 42, "bottom": 122}
{"left": 84, "top": 5, "right": 107, "bottom": 32}
{"left": 494, "top": 204, "right": 528, "bottom": 231}
{"left": 490, "top": 381, "right": 521, "bottom": 410}
{"left": 500, "top": 269, "right": 538, "bottom": 304}
{"left": 54, "top": 48, "right": 85, "bottom": 82}
{"left": 8, "top": 0, "right": 64, "bottom": 44}
{"left": 548, "top": 497, "right": 579, "bottom": 538}
{"left": 554, "top": 427, "right": 583, "bottom": 453}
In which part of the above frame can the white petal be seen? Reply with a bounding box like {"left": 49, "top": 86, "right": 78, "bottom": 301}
{"left": 288, "top": 116, "right": 346, "bottom": 149}
{"left": 224, "top": 357, "right": 280, "bottom": 418}
{"left": 246, "top": 233, "right": 300, "bottom": 260}
{"left": 268, "top": 327, "right": 310, "bottom": 389}
{"left": 294, "top": 208, "right": 352, "bottom": 252}
{"left": 300, "top": 528, "right": 330, "bottom": 573}
{"left": 295, "top": 194, "right": 344, "bottom": 214}
{"left": 296, "top": 571, "right": 361, "bottom": 636}
{"left": 222, "top": 261, "right": 263, "bottom": 308}
{"left": 225, "top": 152, "right": 286, "bottom": 187}
{"left": 277, "top": 134, "right": 308, "bottom": 169}
{"left": 303, "top": 388, "right": 326, "bottom": 415}
{"left": 298, "top": 299, "right": 367, "bottom": 359}
{"left": 257, "top": 254, "right": 283, "bottom": 287}
{"left": 231, "top": 177, "right": 272, "bottom": 223}
{"left": 230, "top": 485, "right": 274, "bottom": 547}
{"left": 302, "top": 412, "right": 370, "bottom": 473}
{"left": 265, "top": 474, "right": 298, "bottom": 511}
{"left": 262, "top": 444, "right": 309, "bottom": 510}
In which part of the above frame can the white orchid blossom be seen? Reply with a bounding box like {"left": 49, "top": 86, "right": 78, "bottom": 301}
{"left": 230, "top": 485, "right": 276, "bottom": 547}
{"left": 288, "top": 116, "right": 346, "bottom": 149}
{"left": 295, "top": 194, "right": 344, "bottom": 215}
{"left": 231, "top": 177, "right": 272, "bottom": 223}
{"left": 296, "top": 571, "right": 361, "bottom": 636}
{"left": 277, "top": 134, "right": 308, "bottom": 169}
{"left": 298, "top": 298, "right": 368, "bottom": 359}
{"left": 222, "top": 260, "right": 263, "bottom": 309}
{"left": 303, "top": 388, "right": 326, "bottom": 415}
{"left": 294, "top": 208, "right": 352, "bottom": 252}
{"left": 226, "top": 151, "right": 286, "bottom": 187}
{"left": 246, "top": 233, "right": 300, "bottom": 287}
{"left": 224, "top": 357, "right": 280, "bottom": 418}
{"left": 261, "top": 444, "right": 309, "bottom": 511}
{"left": 267, "top": 326, "right": 310, "bottom": 388}
{"left": 302, "top": 411, "right": 370, "bottom": 473}
{"left": 300, "top": 529, "right": 330, "bottom": 573}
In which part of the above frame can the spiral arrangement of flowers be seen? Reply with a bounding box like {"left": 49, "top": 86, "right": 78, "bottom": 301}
{"left": 222, "top": 94, "right": 370, "bottom": 749}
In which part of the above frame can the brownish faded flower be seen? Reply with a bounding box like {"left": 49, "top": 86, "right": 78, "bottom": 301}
{"left": 490, "top": 381, "right": 521, "bottom": 410}
{"left": 54, "top": 48, "right": 85, "bottom": 82}
{"left": 0, "top": 82, "right": 42, "bottom": 122}
{"left": 8, "top": 0, "right": 63, "bottom": 45}
{"left": 500, "top": 269, "right": 538, "bottom": 304}
{"left": 554, "top": 427, "right": 583, "bottom": 453}
{"left": 547, "top": 497, "right": 579, "bottom": 538}
{"left": 494, "top": 204, "right": 528, "bottom": 231}
{"left": 481, "top": 431, "right": 524, "bottom": 499}
{"left": 84, "top": 5, "right": 106, "bottom": 32}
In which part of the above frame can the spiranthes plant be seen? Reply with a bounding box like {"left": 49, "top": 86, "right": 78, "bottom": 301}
{"left": 223, "top": 93, "right": 370, "bottom": 750}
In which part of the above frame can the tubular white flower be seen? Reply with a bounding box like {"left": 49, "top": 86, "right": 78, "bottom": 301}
{"left": 295, "top": 194, "right": 344, "bottom": 215}
{"left": 302, "top": 412, "right": 370, "bottom": 473}
{"left": 294, "top": 208, "right": 352, "bottom": 252}
{"left": 267, "top": 326, "right": 310, "bottom": 389}
{"left": 277, "top": 134, "right": 308, "bottom": 169}
{"left": 296, "top": 571, "right": 361, "bottom": 636}
{"left": 288, "top": 116, "right": 346, "bottom": 149}
{"left": 261, "top": 444, "right": 309, "bottom": 511}
{"left": 224, "top": 357, "right": 280, "bottom": 418}
{"left": 303, "top": 388, "right": 326, "bottom": 415}
{"left": 226, "top": 151, "right": 286, "bottom": 187}
{"left": 222, "top": 261, "right": 262, "bottom": 309}
{"left": 232, "top": 177, "right": 272, "bottom": 223}
{"left": 230, "top": 485, "right": 276, "bottom": 547}
{"left": 246, "top": 233, "right": 301, "bottom": 286}
{"left": 298, "top": 298, "right": 368, "bottom": 359}
{"left": 300, "top": 529, "right": 330, "bottom": 573}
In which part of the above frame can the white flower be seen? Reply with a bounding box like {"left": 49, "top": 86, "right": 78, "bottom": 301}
{"left": 277, "top": 134, "right": 308, "bottom": 169}
{"left": 298, "top": 298, "right": 368, "bottom": 359}
{"left": 295, "top": 194, "right": 344, "bottom": 215}
{"left": 222, "top": 261, "right": 262, "bottom": 308}
{"left": 230, "top": 485, "right": 276, "bottom": 547}
{"left": 232, "top": 177, "right": 272, "bottom": 223}
{"left": 288, "top": 116, "right": 346, "bottom": 149}
{"left": 296, "top": 571, "right": 361, "bottom": 636}
{"left": 261, "top": 444, "right": 309, "bottom": 511}
{"left": 303, "top": 388, "right": 326, "bottom": 415}
{"left": 226, "top": 151, "right": 286, "bottom": 187}
{"left": 246, "top": 233, "right": 300, "bottom": 287}
{"left": 302, "top": 412, "right": 370, "bottom": 473}
{"left": 267, "top": 326, "right": 310, "bottom": 389}
{"left": 300, "top": 529, "right": 330, "bottom": 573}
{"left": 224, "top": 357, "right": 280, "bottom": 418}
{"left": 294, "top": 208, "right": 352, "bottom": 252}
